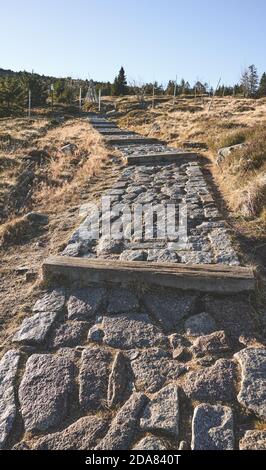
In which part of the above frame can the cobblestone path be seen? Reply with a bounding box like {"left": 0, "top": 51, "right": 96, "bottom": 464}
{"left": 1, "top": 117, "right": 265, "bottom": 451}
{"left": 62, "top": 117, "right": 240, "bottom": 266}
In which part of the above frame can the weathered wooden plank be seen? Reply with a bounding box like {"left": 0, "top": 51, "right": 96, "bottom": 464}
{"left": 42, "top": 256, "right": 255, "bottom": 293}
{"left": 126, "top": 152, "right": 198, "bottom": 165}
{"left": 105, "top": 137, "right": 164, "bottom": 146}
{"left": 98, "top": 129, "right": 135, "bottom": 135}
{"left": 91, "top": 122, "right": 116, "bottom": 128}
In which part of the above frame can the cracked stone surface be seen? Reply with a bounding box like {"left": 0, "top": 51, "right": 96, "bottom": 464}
{"left": 13, "top": 311, "right": 59, "bottom": 345}
{"left": 107, "top": 351, "right": 131, "bottom": 407}
{"left": 182, "top": 359, "right": 236, "bottom": 402}
{"left": 100, "top": 314, "right": 168, "bottom": 350}
{"left": 191, "top": 330, "right": 230, "bottom": 357}
{"left": 34, "top": 416, "right": 109, "bottom": 450}
{"left": 19, "top": 354, "right": 75, "bottom": 433}
{"left": 185, "top": 312, "right": 217, "bottom": 336}
{"left": 192, "top": 404, "right": 234, "bottom": 450}
{"left": 107, "top": 288, "right": 139, "bottom": 314}
{"left": 0, "top": 350, "right": 21, "bottom": 449}
{"left": 130, "top": 348, "right": 187, "bottom": 393}
{"left": 67, "top": 287, "right": 106, "bottom": 320}
{"left": 205, "top": 296, "right": 255, "bottom": 341}
{"left": 144, "top": 291, "right": 196, "bottom": 333}
{"left": 79, "top": 347, "right": 111, "bottom": 411}
{"left": 133, "top": 435, "right": 168, "bottom": 450}
{"left": 33, "top": 288, "right": 65, "bottom": 313}
{"left": 49, "top": 321, "right": 90, "bottom": 348}
{"left": 140, "top": 384, "right": 179, "bottom": 438}
{"left": 95, "top": 392, "right": 147, "bottom": 450}
{"left": 234, "top": 348, "right": 266, "bottom": 420}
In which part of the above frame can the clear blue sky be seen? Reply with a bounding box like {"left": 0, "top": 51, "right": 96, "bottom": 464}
{"left": 1, "top": 0, "right": 265, "bottom": 86}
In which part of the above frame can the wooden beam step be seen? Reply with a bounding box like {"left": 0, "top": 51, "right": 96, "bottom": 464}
{"left": 91, "top": 122, "right": 116, "bottom": 127}
{"left": 43, "top": 256, "right": 255, "bottom": 293}
{"left": 126, "top": 152, "right": 198, "bottom": 165}
{"left": 98, "top": 129, "right": 135, "bottom": 135}
{"left": 105, "top": 137, "right": 163, "bottom": 146}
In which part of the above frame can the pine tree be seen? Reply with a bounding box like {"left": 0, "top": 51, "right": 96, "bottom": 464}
{"left": 0, "top": 76, "right": 26, "bottom": 116}
{"left": 20, "top": 72, "right": 48, "bottom": 106}
{"left": 240, "top": 65, "right": 259, "bottom": 97}
{"left": 165, "top": 80, "right": 175, "bottom": 95}
{"left": 112, "top": 67, "right": 127, "bottom": 95}
{"left": 248, "top": 64, "right": 259, "bottom": 97}
{"left": 258, "top": 72, "right": 266, "bottom": 97}
{"left": 240, "top": 69, "right": 250, "bottom": 97}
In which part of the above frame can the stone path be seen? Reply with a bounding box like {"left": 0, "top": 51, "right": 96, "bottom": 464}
{"left": 1, "top": 116, "right": 265, "bottom": 451}
{"left": 62, "top": 117, "right": 240, "bottom": 266}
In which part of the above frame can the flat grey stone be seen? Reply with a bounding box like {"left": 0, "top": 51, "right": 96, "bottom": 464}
{"left": 205, "top": 296, "right": 255, "bottom": 341}
{"left": 19, "top": 354, "right": 75, "bottom": 433}
{"left": 144, "top": 291, "right": 196, "bottom": 333}
{"left": 133, "top": 436, "right": 168, "bottom": 450}
{"left": 49, "top": 321, "right": 90, "bottom": 348}
{"left": 131, "top": 348, "right": 187, "bottom": 393}
{"left": 185, "top": 312, "right": 217, "bottom": 337}
{"left": 217, "top": 143, "right": 246, "bottom": 165}
{"left": 79, "top": 347, "right": 111, "bottom": 411}
{"left": 87, "top": 324, "right": 104, "bottom": 342}
{"left": 33, "top": 288, "right": 65, "bottom": 313}
{"left": 67, "top": 287, "right": 106, "bottom": 320}
{"left": 120, "top": 250, "right": 146, "bottom": 261}
{"left": 140, "top": 384, "right": 179, "bottom": 438}
{"left": 101, "top": 314, "right": 168, "bottom": 350}
{"left": 61, "top": 242, "right": 87, "bottom": 257}
{"left": 234, "top": 348, "right": 266, "bottom": 420}
{"left": 107, "top": 288, "right": 139, "bottom": 314}
{"left": 239, "top": 430, "right": 266, "bottom": 450}
{"left": 34, "top": 416, "right": 109, "bottom": 450}
{"left": 108, "top": 352, "right": 131, "bottom": 407}
{"left": 169, "top": 333, "right": 190, "bottom": 349}
{"left": 95, "top": 392, "right": 147, "bottom": 450}
{"left": 191, "top": 331, "right": 229, "bottom": 358}
{"left": 179, "top": 251, "right": 213, "bottom": 264}
{"left": 192, "top": 404, "right": 234, "bottom": 450}
{"left": 0, "top": 350, "right": 21, "bottom": 449}
{"left": 147, "top": 249, "right": 180, "bottom": 263}
{"left": 182, "top": 359, "right": 236, "bottom": 402}
{"left": 169, "top": 334, "right": 191, "bottom": 360}
{"left": 13, "top": 311, "right": 58, "bottom": 345}
{"left": 97, "top": 238, "right": 124, "bottom": 255}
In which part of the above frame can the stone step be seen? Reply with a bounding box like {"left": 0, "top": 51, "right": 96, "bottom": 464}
{"left": 43, "top": 256, "right": 255, "bottom": 294}
{"left": 126, "top": 152, "right": 198, "bottom": 165}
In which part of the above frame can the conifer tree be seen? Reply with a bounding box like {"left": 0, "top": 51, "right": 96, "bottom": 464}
{"left": 0, "top": 76, "right": 25, "bottom": 116}
{"left": 248, "top": 64, "right": 259, "bottom": 96}
{"left": 240, "top": 65, "right": 259, "bottom": 97}
{"left": 258, "top": 72, "right": 266, "bottom": 97}
{"left": 112, "top": 67, "right": 127, "bottom": 95}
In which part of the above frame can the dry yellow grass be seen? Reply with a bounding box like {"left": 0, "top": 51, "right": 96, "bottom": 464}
{"left": 0, "top": 116, "right": 122, "bottom": 249}
{"left": 33, "top": 120, "right": 111, "bottom": 209}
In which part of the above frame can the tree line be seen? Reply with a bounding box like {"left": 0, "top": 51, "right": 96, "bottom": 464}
{"left": 0, "top": 64, "right": 266, "bottom": 117}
